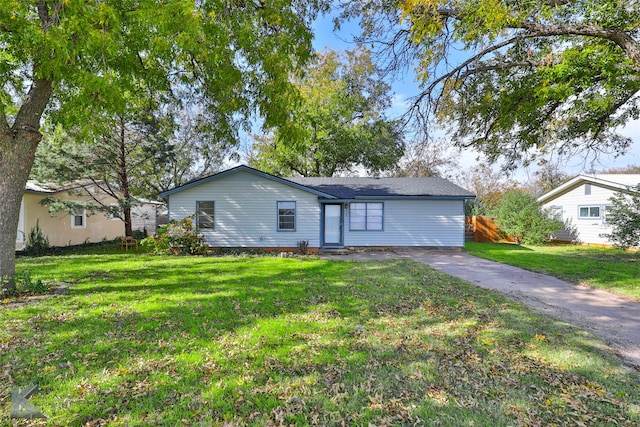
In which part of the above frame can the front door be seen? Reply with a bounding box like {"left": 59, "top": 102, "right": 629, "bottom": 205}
{"left": 323, "top": 204, "right": 343, "bottom": 246}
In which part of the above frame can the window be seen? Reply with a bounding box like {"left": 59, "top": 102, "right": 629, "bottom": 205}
{"left": 196, "top": 201, "right": 214, "bottom": 230}
{"left": 350, "top": 202, "right": 383, "bottom": 231}
{"left": 603, "top": 205, "right": 614, "bottom": 223}
{"left": 584, "top": 184, "right": 591, "bottom": 195}
{"left": 278, "top": 201, "right": 296, "bottom": 231}
{"left": 579, "top": 205, "right": 600, "bottom": 219}
{"left": 109, "top": 203, "right": 120, "bottom": 220}
{"left": 549, "top": 206, "right": 563, "bottom": 221}
{"left": 71, "top": 208, "right": 86, "bottom": 229}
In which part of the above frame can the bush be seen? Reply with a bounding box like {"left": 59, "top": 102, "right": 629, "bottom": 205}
{"left": 24, "top": 219, "right": 51, "bottom": 256}
{"left": 141, "top": 217, "right": 209, "bottom": 255}
{"left": 491, "top": 190, "right": 564, "bottom": 244}
{"left": 601, "top": 184, "right": 640, "bottom": 248}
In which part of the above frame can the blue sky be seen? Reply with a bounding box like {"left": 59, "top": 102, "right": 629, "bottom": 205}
{"left": 311, "top": 13, "right": 640, "bottom": 180}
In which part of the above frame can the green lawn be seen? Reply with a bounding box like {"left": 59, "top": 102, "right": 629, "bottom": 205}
{"left": 464, "top": 242, "right": 640, "bottom": 301}
{"left": 2, "top": 252, "right": 639, "bottom": 426}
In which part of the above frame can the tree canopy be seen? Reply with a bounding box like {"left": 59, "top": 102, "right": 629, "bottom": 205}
{"left": 341, "top": 0, "right": 640, "bottom": 169}
{"left": 0, "top": 0, "right": 326, "bottom": 290}
{"left": 249, "top": 48, "right": 405, "bottom": 177}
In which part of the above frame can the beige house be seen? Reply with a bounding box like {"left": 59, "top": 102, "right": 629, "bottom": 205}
{"left": 16, "top": 181, "right": 161, "bottom": 250}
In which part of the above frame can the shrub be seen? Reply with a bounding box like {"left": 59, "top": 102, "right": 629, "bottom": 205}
{"left": 24, "top": 219, "right": 51, "bottom": 256}
{"left": 141, "top": 217, "right": 208, "bottom": 255}
{"left": 601, "top": 184, "right": 640, "bottom": 248}
{"left": 491, "top": 190, "right": 564, "bottom": 244}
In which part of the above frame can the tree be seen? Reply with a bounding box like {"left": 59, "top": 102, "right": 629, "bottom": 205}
{"left": 525, "top": 160, "right": 572, "bottom": 196}
{"left": 599, "top": 164, "right": 640, "bottom": 174}
{"left": 601, "top": 185, "right": 640, "bottom": 248}
{"left": 0, "top": 0, "right": 326, "bottom": 291}
{"left": 249, "top": 48, "right": 405, "bottom": 177}
{"left": 456, "top": 165, "right": 520, "bottom": 216}
{"left": 393, "top": 138, "right": 460, "bottom": 179}
{"left": 490, "top": 190, "right": 564, "bottom": 244}
{"left": 32, "top": 106, "right": 173, "bottom": 238}
{"left": 341, "top": 1, "right": 640, "bottom": 169}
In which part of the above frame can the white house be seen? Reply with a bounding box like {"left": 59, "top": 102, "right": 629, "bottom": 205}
{"left": 159, "top": 165, "right": 475, "bottom": 252}
{"left": 538, "top": 174, "right": 640, "bottom": 245}
{"left": 16, "top": 181, "right": 162, "bottom": 250}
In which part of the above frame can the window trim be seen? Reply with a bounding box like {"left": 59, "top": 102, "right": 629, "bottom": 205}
{"left": 578, "top": 205, "right": 601, "bottom": 220}
{"left": 71, "top": 208, "right": 86, "bottom": 229}
{"left": 549, "top": 205, "right": 563, "bottom": 222}
{"left": 349, "top": 202, "right": 384, "bottom": 231}
{"left": 603, "top": 204, "right": 614, "bottom": 224}
{"left": 277, "top": 201, "right": 296, "bottom": 232}
{"left": 196, "top": 201, "right": 215, "bottom": 230}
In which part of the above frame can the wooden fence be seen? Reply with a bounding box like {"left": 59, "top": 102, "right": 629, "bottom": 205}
{"left": 465, "top": 216, "right": 516, "bottom": 243}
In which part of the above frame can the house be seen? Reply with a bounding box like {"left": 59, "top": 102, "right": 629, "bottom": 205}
{"left": 158, "top": 165, "right": 475, "bottom": 252}
{"left": 16, "top": 181, "right": 162, "bottom": 250}
{"left": 537, "top": 174, "right": 640, "bottom": 245}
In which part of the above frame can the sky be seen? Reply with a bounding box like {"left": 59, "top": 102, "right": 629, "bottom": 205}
{"left": 311, "top": 12, "right": 640, "bottom": 182}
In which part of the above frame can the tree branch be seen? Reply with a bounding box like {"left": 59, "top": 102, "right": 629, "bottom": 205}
{"left": 517, "top": 21, "right": 640, "bottom": 65}
{"left": 12, "top": 79, "right": 53, "bottom": 140}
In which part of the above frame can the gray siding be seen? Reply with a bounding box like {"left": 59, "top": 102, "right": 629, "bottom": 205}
{"left": 541, "top": 183, "right": 615, "bottom": 245}
{"left": 343, "top": 199, "right": 466, "bottom": 247}
{"left": 167, "top": 171, "right": 321, "bottom": 248}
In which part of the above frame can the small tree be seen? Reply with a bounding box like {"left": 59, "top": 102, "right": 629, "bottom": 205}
{"left": 601, "top": 185, "right": 640, "bottom": 248}
{"left": 491, "top": 190, "right": 563, "bottom": 245}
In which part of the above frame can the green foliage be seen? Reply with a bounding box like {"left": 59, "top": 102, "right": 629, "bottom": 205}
{"left": 251, "top": 48, "right": 405, "bottom": 177}
{"left": 342, "top": 0, "right": 640, "bottom": 169}
{"left": 141, "top": 217, "right": 208, "bottom": 255}
{"left": 491, "top": 190, "right": 564, "bottom": 244}
{"left": 601, "top": 185, "right": 640, "bottom": 248}
{"left": 0, "top": 0, "right": 328, "bottom": 287}
{"left": 2, "top": 270, "right": 49, "bottom": 297}
{"left": 24, "top": 219, "right": 51, "bottom": 256}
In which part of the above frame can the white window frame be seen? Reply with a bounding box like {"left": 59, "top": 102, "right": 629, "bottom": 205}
{"left": 196, "top": 201, "right": 215, "bottom": 230}
{"left": 71, "top": 208, "right": 86, "bottom": 229}
{"left": 349, "top": 202, "right": 383, "bottom": 231}
{"left": 603, "top": 205, "right": 614, "bottom": 224}
{"left": 578, "top": 205, "right": 600, "bottom": 219}
{"left": 109, "top": 203, "right": 120, "bottom": 220}
{"left": 549, "top": 205, "right": 563, "bottom": 221}
{"left": 277, "top": 201, "right": 296, "bottom": 231}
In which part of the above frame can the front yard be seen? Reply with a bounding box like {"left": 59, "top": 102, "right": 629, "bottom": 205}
{"left": 464, "top": 242, "right": 640, "bottom": 300}
{"left": 1, "top": 252, "right": 639, "bottom": 426}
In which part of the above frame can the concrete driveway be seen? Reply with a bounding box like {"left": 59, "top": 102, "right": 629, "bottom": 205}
{"left": 321, "top": 249, "right": 640, "bottom": 369}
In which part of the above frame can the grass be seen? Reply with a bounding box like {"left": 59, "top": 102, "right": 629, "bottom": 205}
{"left": 1, "top": 251, "right": 639, "bottom": 426}
{"left": 464, "top": 242, "right": 640, "bottom": 301}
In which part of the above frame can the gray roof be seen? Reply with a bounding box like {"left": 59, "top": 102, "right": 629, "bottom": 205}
{"left": 159, "top": 165, "right": 475, "bottom": 200}
{"left": 287, "top": 176, "right": 474, "bottom": 199}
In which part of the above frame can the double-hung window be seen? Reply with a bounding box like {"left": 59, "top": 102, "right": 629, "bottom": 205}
{"left": 196, "top": 201, "right": 215, "bottom": 230}
{"left": 579, "top": 205, "right": 600, "bottom": 219}
{"left": 549, "top": 205, "right": 563, "bottom": 221}
{"left": 71, "top": 208, "right": 86, "bottom": 229}
{"left": 350, "top": 202, "right": 383, "bottom": 231}
{"left": 278, "top": 201, "right": 296, "bottom": 231}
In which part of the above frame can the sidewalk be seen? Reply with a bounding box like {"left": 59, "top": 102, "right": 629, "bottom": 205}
{"left": 321, "top": 249, "right": 640, "bottom": 368}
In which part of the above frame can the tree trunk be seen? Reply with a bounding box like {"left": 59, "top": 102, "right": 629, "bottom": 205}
{"left": 0, "top": 133, "right": 41, "bottom": 292}
{"left": 0, "top": 78, "right": 52, "bottom": 293}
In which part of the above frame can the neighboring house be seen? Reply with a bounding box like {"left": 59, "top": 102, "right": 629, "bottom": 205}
{"left": 159, "top": 165, "right": 475, "bottom": 251}
{"left": 538, "top": 174, "right": 640, "bottom": 245}
{"left": 16, "top": 181, "right": 162, "bottom": 250}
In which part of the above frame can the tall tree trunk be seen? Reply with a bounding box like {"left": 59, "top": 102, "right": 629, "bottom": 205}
{"left": 118, "top": 115, "right": 134, "bottom": 238}
{"left": 0, "top": 134, "right": 39, "bottom": 292}
{"left": 0, "top": 78, "right": 52, "bottom": 292}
